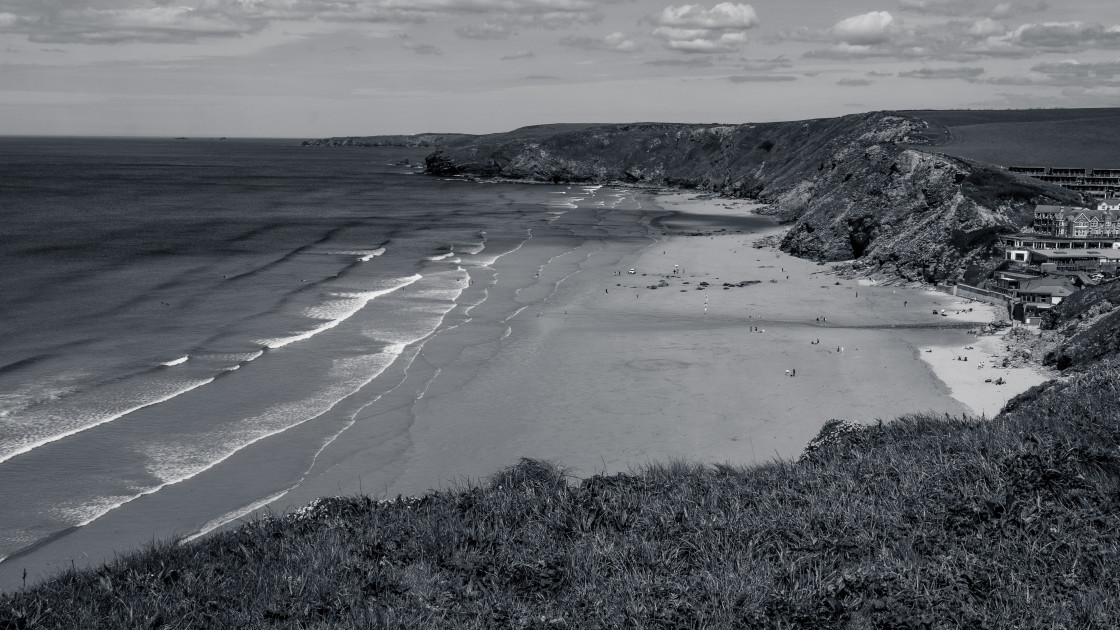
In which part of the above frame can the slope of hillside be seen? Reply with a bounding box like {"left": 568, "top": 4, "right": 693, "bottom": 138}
{"left": 423, "top": 111, "right": 1081, "bottom": 284}
{"left": 1028, "top": 280, "right": 1120, "bottom": 371}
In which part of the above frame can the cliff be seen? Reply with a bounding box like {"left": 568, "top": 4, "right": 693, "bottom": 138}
{"left": 423, "top": 112, "right": 1083, "bottom": 284}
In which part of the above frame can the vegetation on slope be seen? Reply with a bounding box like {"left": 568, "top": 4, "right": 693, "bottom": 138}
{"left": 4, "top": 351, "right": 1120, "bottom": 627}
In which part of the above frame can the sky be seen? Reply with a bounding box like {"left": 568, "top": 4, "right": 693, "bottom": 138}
{"left": 0, "top": 0, "right": 1117, "bottom": 136}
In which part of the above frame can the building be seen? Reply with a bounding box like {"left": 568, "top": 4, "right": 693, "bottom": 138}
{"left": 1026, "top": 248, "right": 1120, "bottom": 272}
{"left": 1010, "top": 277, "right": 1078, "bottom": 324}
{"left": 1031, "top": 204, "right": 1120, "bottom": 238}
{"left": 1007, "top": 166, "right": 1120, "bottom": 199}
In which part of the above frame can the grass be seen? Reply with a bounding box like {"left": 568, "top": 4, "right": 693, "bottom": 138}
{"left": 4, "top": 355, "right": 1120, "bottom": 628}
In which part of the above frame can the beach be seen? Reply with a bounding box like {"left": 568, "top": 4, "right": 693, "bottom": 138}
{"left": 0, "top": 180, "right": 1054, "bottom": 590}
{"left": 274, "top": 192, "right": 1052, "bottom": 501}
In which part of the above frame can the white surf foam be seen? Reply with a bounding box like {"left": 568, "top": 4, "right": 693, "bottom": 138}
{"left": 181, "top": 487, "right": 295, "bottom": 543}
{"left": 357, "top": 248, "right": 386, "bottom": 262}
{"left": 160, "top": 356, "right": 188, "bottom": 367}
{"left": 329, "top": 248, "right": 386, "bottom": 262}
{"left": 257, "top": 274, "right": 422, "bottom": 349}
{"left": 0, "top": 377, "right": 216, "bottom": 465}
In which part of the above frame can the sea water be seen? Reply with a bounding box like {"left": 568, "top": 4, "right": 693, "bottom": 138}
{"left": 0, "top": 137, "right": 655, "bottom": 585}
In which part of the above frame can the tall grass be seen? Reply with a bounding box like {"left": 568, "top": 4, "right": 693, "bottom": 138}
{"left": 4, "top": 361, "right": 1120, "bottom": 628}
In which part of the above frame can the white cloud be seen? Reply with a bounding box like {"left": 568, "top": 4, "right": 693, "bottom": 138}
{"left": 831, "top": 11, "right": 897, "bottom": 46}
{"left": 655, "top": 3, "right": 759, "bottom": 29}
{"left": 968, "top": 18, "right": 1004, "bottom": 38}
{"left": 500, "top": 49, "right": 536, "bottom": 60}
{"left": 651, "top": 3, "right": 760, "bottom": 54}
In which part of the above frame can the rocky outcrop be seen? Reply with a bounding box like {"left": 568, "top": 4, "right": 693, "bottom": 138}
{"left": 774, "top": 147, "right": 1081, "bottom": 284}
{"left": 422, "top": 111, "right": 1082, "bottom": 284}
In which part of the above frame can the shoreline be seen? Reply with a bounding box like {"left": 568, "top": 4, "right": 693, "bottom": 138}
{"left": 0, "top": 186, "right": 1059, "bottom": 592}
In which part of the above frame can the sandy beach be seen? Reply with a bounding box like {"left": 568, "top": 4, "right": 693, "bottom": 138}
{"left": 283, "top": 191, "right": 1053, "bottom": 501}
{"left": 0, "top": 188, "right": 1056, "bottom": 590}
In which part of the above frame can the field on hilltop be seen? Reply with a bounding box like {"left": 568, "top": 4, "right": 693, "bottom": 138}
{"left": 901, "top": 108, "right": 1120, "bottom": 168}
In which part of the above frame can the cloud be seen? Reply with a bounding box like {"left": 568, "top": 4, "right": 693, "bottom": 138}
{"left": 989, "top": 1, "right": 1048, "bottom": 19}
{"left": 1032, "top": 59, "right": 1120, "bottom": 78}
{"left": 643, "top": 57, "right": 713, "bottom": 67}
{"left": 500, "top": 49, "right": 536, "bottom": 60}
{"left": 1008, "top": 22, "right": 1120, "bottom": 50}
{"left": 559, "top": 31, "right": 640, "bottom": 53}
{"left": 968, "top": 18, "right": 1005, "bottom": 38}
{"left": 402, "top": 41, "right": 442, "bottom": 55}
{"left": 792, "top": 11, "right": 920, "bottom": 58}
{"left": 727, "top": 74, "right": 795, "bottom": 82}
{"left": 831, "top": 11, "right": 898, "bottom": 46}
{"left": 651, "top": 2, "right": 760, "bottom": 53}
{"left": 456, "top": 22, "right": 517, "bottom": 39}
{"left": 976, "top": 59, "right": 1120, "bottom": 88}
{"left": 794, "top": 12, "right": 1115, "bottom": 61}
{"left": 897, "top": 0, "right": 973, "bottom": 17}
{"left": 899, "top": 66, "right": 984, "bottom": 79}
{"left": 837, "top": 77, "right": 873, "bottom": 86}
{"left": 0, "top": 0, "right": 606, "bottom": 44}
{"left": 0, "top": 4, "right": 268, "bottom": 44}
{"left": 739, "top": 56, "right": 791, "bottom": 71}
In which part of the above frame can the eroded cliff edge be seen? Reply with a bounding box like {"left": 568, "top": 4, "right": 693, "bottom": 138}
{"left": 422, "top": 112, "right": 1081, "bottom": 285}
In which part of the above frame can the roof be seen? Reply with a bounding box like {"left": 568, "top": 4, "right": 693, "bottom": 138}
{"left": 1034, "top": 204, "right": 1083, "bottom": 215}
{"left": 1019, "top": 277, "right": 1078, "bottom": 297}
{"left": 1031, "top": 249, "right": 1120, "bottom": 261}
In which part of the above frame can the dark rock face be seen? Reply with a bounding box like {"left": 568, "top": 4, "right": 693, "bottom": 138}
{"left": 773, "top": 148, "right": 1080, "bottom": 284}
{"left": 421, "top": 112, "right": 1083, "bottom": 283}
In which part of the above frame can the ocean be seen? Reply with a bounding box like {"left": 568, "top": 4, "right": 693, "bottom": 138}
{"left": 0, "top": 137, "right": 660, "bottom": 586}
